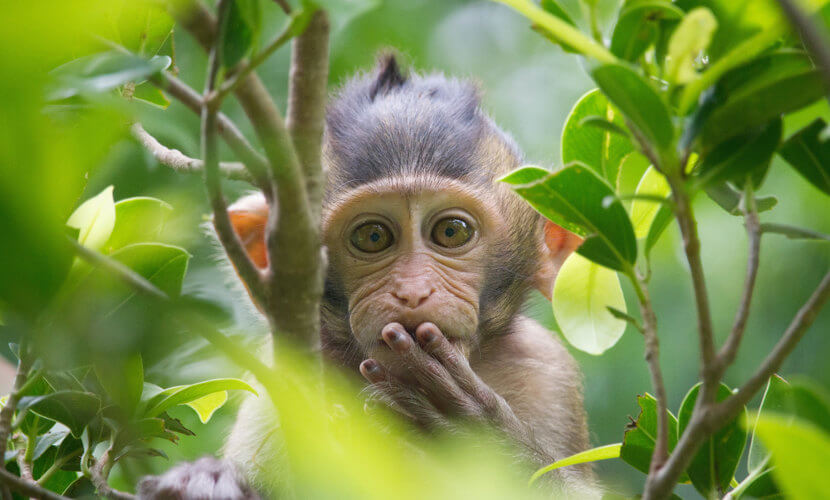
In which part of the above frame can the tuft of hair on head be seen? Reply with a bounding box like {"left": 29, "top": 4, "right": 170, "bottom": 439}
{"left": 369, "top": 53, "right": 407, "bottom": 100}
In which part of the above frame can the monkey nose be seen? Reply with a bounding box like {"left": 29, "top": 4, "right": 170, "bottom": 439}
{"left": 391, "top": 287, "right": 434, "bottom": 308}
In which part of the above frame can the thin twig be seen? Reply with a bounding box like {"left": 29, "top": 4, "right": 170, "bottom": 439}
{"left": 0, "top": 468, "right": 69, "bottom": 500}
{"left": 131, "top": 123, "right": 252, "bottom": 182}
{"left": 89, "top": 448, "right": 134, "bottom": 500}
{"left": 717, "top": 186, "right": 761, "bottom": 371}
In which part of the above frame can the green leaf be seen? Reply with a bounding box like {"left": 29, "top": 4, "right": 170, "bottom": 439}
{"left": 219, "top": 0, "right": 261, "bottom": 68}
{"left": 18, "top": 391, "right": 101, "bottom": 438}
{"left": 142, "top": 378, "right": 256, "bottom": 418}
{"left": 552, "top": 253, "right": 627, "bottom": 355}
{"left": 66, "top": 185, "right": 115, "bottom": 251}
{"left": 592, "top": 64, "right": 675, "bottom": 153}
{"left": 620, "top": 393, "right": 689, "bottom": 482}
{"left": 160, "top": 413, "right": 195, "bottom": 437}
{"left": 313, "top": 0, "right": 382, "bottom": 32}
{"left": 747, "top": 375, "right": 790, "bottom": 474}
{"left": 751, "top": 414, "right": 830, "bottom": 500}
{"left": 630, "top": 166, "right": 670, "bottom": 239}
{"left": 533, "top": 0, "right": 579, "bottom": 52}
{"left": 63, "top": 476, "right": 97, "bottom": 499}
{"left": 664, "top": 7, "right": 718, "bottom": 85}
{"left": 704, "top": 183, "right": 778, "bottom": 216}
{"left": 500, "top": 164, "right": 637, "bottom": 271}
{"left": 102, "top": 1, "right": 174, "bottom": 57}
{"left": 49, "top": 52, "right": 171, "bottom": 101}
{"left": 529, "top": 443, "right": 621, "bottom": 484}
{"left": 562, "top": 89, "right": 635, "bottom": 187}
{"left": 610, "top": 0, "right": 684, "bottom": 62}
{"left": 132, "top": 82, "right": 170, "bottom": 109}
{"left": 678, "top": 383, "right": 747, "bottom": 496}
{"left": 778, "top": 118, "right": 830, "bottom": 196}
{"left": 104, "top": 197, "right": 173, "bottom": 254}
{"left": 760, "top": 223, "right": 830, "bottom": 242}
{"left": 698, "top": 118, "right": 782, "bottom": 188}
{"left": 32, "top": 428, "right": 69, "bottom": 461}
{"left": 109, "top": 243, "right": 190, "bottom": 297}
{"left": 94, "top": 354, "right": 143, "bottom": 416}
{"left": 786, "top": 379, "right": 830, "bottom": 434}
{"left": 185, "top": 391, "right": 229, "bottom": 424}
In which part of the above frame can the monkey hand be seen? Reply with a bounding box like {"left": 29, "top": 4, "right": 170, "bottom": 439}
{"left": 360, "top": 322, "right": 539, "bottom": 453}
{"left": 136, "top": 457, "right": 261, "bottom": 500}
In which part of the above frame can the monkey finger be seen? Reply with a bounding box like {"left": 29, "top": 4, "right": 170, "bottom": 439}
{"left": 359, "top": 358, "right": 387, "bottom": 384}
{"left": 367, "top": 378, "right": 448, "bottom": 430}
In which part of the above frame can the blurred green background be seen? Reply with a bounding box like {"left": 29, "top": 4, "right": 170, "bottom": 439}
{"left": 1, "top": 0, "right": 828, "bottom": 497}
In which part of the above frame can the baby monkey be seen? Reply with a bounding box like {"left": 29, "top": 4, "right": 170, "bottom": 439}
{"left": 138, "top": 56, "right": 597, "bottom": 498}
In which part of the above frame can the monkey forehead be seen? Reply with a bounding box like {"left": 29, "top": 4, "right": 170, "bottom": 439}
{"left": 321, "top": 175, "right": 504, "bottom": 234}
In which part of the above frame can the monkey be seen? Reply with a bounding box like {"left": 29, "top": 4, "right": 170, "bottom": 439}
{"left": 138, "top": 55, "right": 598, "bottom": 499}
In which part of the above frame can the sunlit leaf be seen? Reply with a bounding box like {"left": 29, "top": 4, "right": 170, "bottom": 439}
{"left": 552, "top": 253, "right": 627, "bottom": 355}
{"left": 530, "top": 443, "right": 621, "bottom": 484}
{"left": 664, "top": 7, "right": 717, "bottom": 85}
{"left": 132, "top": 82, "right": 170, "bottom": 109}
{"left": 142, "top": 378, "right": 256, "bottom": 418}
{"left": 109, "top": 243, "right": 190, "bottom": 297}
{"left": 630, "top": 166, "right": 670, "bottom": 238}
{"left": 501, "top": 164, "right": 637, "bottom": 271}
{"left": 185, "top": 390, "right": 229, "bottom": 424}
{"left": 610, "top": 0, "right": 684, "bottom": 62}
{"left": 778, "top": 118, "right": 830, "bottom": 196}
{"left": 104, "top": 197, "right": 173, "bottom": 254}
{"left": 535, "top": 0, "right": 578, "bottom": 52}
{"left": 66, "top": 185, "right": 115, "bottom": 251}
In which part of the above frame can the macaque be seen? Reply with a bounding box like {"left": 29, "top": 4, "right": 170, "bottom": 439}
{"left": 138, "top": 56, "right": 597, "bottom": 499}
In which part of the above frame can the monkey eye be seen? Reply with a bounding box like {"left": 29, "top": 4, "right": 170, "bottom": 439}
{"left": 350, "top": 222, "right": 394, "bottom": 253}
{"left": 431, "top": 217, "right": 474, "bottom": 248}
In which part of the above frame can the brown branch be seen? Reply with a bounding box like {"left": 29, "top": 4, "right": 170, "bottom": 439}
{"left": 274, "top": 0, "right": 291, "bottom": 15}
{"left": 90, "top": 449, "right": 134, "bottom": 500}
{"left": 131, "top": 123, "right": 252, "bottom": 182}
{"left": 717, "top": 187, "right": 761, "bottom": 371}
{"left": 287, "top": 9, "right": 330, "bottom": 221}
{"left": 0, "top": 468, "right": 69, "bottom": 500}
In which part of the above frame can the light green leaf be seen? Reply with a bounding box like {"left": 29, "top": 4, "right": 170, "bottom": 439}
{"left": 552, "top": 253, "right": 627, "bottom": 355}
{"left": 132, "top": 82, "right": 170, "bottom": 109}
{"left": 501, "top": 164, "right": 638, "bottom": 271}
{"left": 185, "top": 391, "right": 229, "bottom": 424}
{"left": 67, "top": 185, "right": 115, "bottom": 251}
{"left": 751, "top": 414, "right": 830, "bottom": 500}
{"left": 535, "top": 0, "right": 578, "bottom": 52}
{"left": 49, "top": 52, "right": 171, "bottom": 101}
{"left": 562, "top": 89, "right": 634, "bottom": 187}
{"left": 142, "top": 378, "right": 256, "bottom": 418}
{"left": 592, "top": 64, "right": 675, "bottom": 153}
{"left": 664, "top": 8, "right": 718, "bottom": 85}
{"left": 313, "top": 0, "right": 381, "bottom": 32}
{"left": 104, "top": 197, "right": 173, "bottom": 254}
{"left": 610, "top": 0, "right": 684, "bottom": 62}
{"left": 530, "top": 443, "right": 621, "bottom": 484}
{"left": 110, "top": 243, "right": 190, "bottom": 297}
{"left": 219, "top": 0, "right": 260, "bottom": 68}
{"left": 630, "top": 166, "right": 670, "bottom": 238}
{"left": 747, "top": 375, "right": 789, "bottom": 474}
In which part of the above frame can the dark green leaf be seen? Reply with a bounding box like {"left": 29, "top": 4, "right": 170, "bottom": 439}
{"left": 704, "top": 183, "right": 778, "bottom": 215}
{"left": 645, "top": 202, "right": 674, "bottom": 256}
{"left": 500, "top": 164, "right": 637, "bottom": 271}
{"left": 563, "top": 90, "right": 635, "bottom": 186}
{"left": 743, "top": 467, "right": 783, "bottom": 499}
{"left": 63, "top": 476, "right": 97, "bottom": 499}
{"left": 578, "top": 116, "right": 630, "bottom": 139}
{"left": 592, "top": 64, "right": 675, "bottom": 153}
{"left": 160, "top": 413, "right": 195, "bottom": 437}
{"left": 219, "top": 0, "right": 260, "bottom": 68}
{"left": 94, "top": 354, "right": 143, "bottom": 416}
{"left": 698, "top": 118, "right": 782, "bottom": 188}
{"left": 49, "top": 52, "right": 171, "bottom": 101}
{"left": 19, "top": 391, "right": 101, "bottom": 438}
{"left": 610, "top": 0, "right": 684, "bottom": 61}
{"left": 778, "top": 119, "right": 830, "bottom": 196}
{"left": 21, "top": 412, "right": 54, "bottom": 438}
{"left": 678, "top": 383, "right": 747, "bottom": 496}
{"left": 786, "top": 378, "right": 830, "bottom": 434}
{"left": 109, "top": 243, "right": 190, "bottom": 298}
{"left": 620, "top": 393, "right": 689, "bottom": 482}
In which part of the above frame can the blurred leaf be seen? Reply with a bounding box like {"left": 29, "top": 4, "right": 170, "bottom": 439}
{"left": 94, "top": 354, "right": 143, "bottom": 416}
{"left": 102, "top": 1, "right": 174, "bottom": 57}
{"left": 185, "top": 390, "right": 228, "bottom": 424}
{"left": 552, "top": 253, "right": 627, "bottom": 355}
{"left": 313, "top": 0, "right": 382, "bottom": 32}
{"left": 530, "top": 443, "right": 621, "bottom": 484}
{"left": 562, "top": 89, "right": 634, "bottom": 187}
{"left": 778, "top": 118, "right": 830, "bottom": 196}
{"left": 786, "top": 379, "right": 830, "bottom": 434}
{"left": 19, "top": 391, "right": 101, "bottom": 438}
{"left": 66, "top": 185, "right": 115, "bottom": 251}
{"left": 751, "top": 414, "right": 830, "bottom": 500}
{"left": 104, "top": 197, "right": 173, "bottom": 254}
{"left": 535, "top": 0, "right": 578, "bottom": 52}
{"left": 610, "top": 0, "right": 684, "bottom": 61}
{"left": 63, "top": 476, "right": 97, "bottom": 499}
{"left": 578, "top": 116, "right": 630, "bottom": 138}
{"left": 678, "top": 383, "right": 747, "bottom": 496}
{"left": 32, "top": 427, "right": 69, "bottom": 461}
{"left": 160, "top": 413, "right": 195, "bottom": 436}
{"left": 741, "top": 467, "right": 782, "bottom": 499}
{"left": 109, "top": 243, "right": 190, "bottom": 297}
{"left": 620, "top": 394, "right": 689, "bottom": 481}
{"left": 132, "top": 82, "right": 170, "bottom": 109}
{"left": 664, "top": 7, "right": 717, "bottom": 85}
{"left": 760, "top": 223, "right": 830, "bottom": 241}
{"left": 49, "top": 52, "right": 171, "bottom": 101}
{"left": 748, "top": 375, "right": 789, "bottom": 474}
{"left": 592, "top": 64, "right": 674, "bottom": 153}
{"left": 143, "top": 378, "right": 256, "bottom": 418}
{"left": 21, "top": 411, "right": 54, "bottom": 438}
{"left": 704, "top": 183, "right": 778, "bottom": 215}
{"left": 698, "top": 118, "right": 782, "bottom": 188}
{"left": 500, "top": 164, "right": 637, "bottom": 271}
{"left": 630, "top": 166, "right": 670, "bottom": 238}
{"left": 219, "top": 0, "right": 260, "bottom": 68}
{"left": 113, "top": 418, "right": 176, "bottom": 455}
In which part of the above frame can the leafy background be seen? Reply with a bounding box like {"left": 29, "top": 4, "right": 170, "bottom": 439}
{"left": 0, "top": 0, "right": 828, "bottom": 497}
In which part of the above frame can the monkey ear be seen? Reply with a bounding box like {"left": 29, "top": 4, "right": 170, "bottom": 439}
{"left": 369, "top": 53, "right": 407, "bottom": 100}
{"left": 534, "top": 220, "right": 583, "bottom": 300}
{"left": 227, "top": 195, "right": 269, "bottom": 269}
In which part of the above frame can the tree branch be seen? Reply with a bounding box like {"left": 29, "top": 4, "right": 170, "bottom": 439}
{"left": 716, "top": 186, "right": 761, "bottom": 371}
{"left": 287, "top": 9, "right": 330, "bottom": 221}
{"left": 90, "top": 448, "right": 134, "bottom": 500}
{"left": 0, "top": 468, "right": 69, "bottom": 500}
{"left": 131, "top": 123, "right": 252, "bottom": 182}
{"left": 0, "top": 357, "right": 32, "bottom": 458}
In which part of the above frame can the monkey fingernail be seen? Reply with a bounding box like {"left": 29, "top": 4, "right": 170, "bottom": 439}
{"left": 360, "top": 359, "right": 384, "bottom": 382}
{"left": 415, "top": 323, "right": 439, "bottom": 346}
{"left": 382, "top": 326, "right": 411, "bottom": 352}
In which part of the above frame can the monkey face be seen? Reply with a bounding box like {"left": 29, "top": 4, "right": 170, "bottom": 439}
{"left": 323, "top": 176, "right": 505, "bottom": 363}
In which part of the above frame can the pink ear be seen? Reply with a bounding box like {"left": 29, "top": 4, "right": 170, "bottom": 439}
{"left": 534, "top": 220, "right": 583, "bottom": 300}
